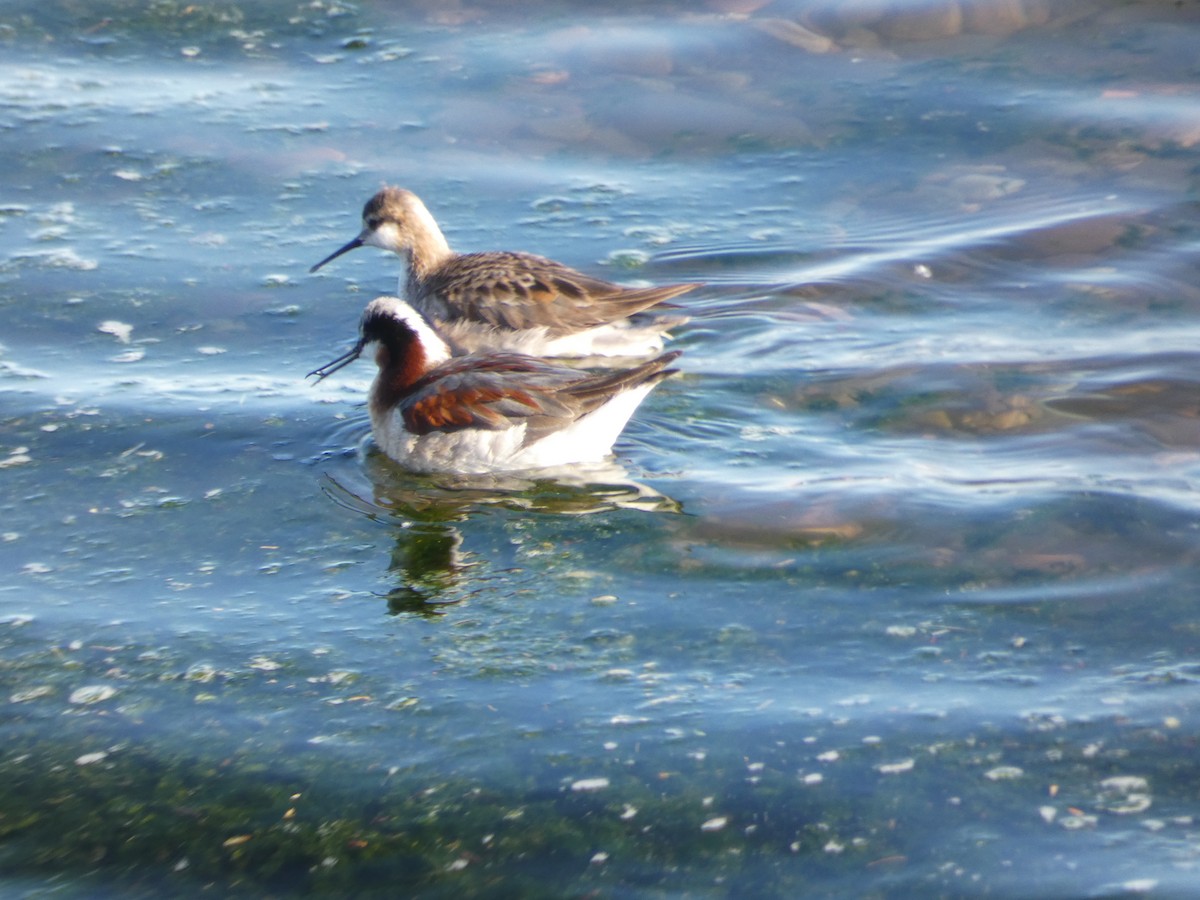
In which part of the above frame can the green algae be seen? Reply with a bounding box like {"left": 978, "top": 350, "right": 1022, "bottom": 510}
{"left": 4, "top": 707, "right": 1196, "bottom": 898}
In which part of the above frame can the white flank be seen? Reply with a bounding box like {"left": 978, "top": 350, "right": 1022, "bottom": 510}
{"left": 435, "top": 316, "right": 672, "bottom": 359}
{"left": 370, "top": 382, "right": 658, "bottom": 475}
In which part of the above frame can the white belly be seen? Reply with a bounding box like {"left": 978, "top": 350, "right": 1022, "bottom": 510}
{"left": 369, "top": 383, "right": 657, "bottom": 474}
{"left": 431, "top": 317, "right": 673, "bottom": 359}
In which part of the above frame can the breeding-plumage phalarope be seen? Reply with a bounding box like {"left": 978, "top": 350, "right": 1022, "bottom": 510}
{"left": 309, "top": 296, "right": 682, "bottom": 474}
{"left": 309, "top": 187, "right": 698, "bottom": 358}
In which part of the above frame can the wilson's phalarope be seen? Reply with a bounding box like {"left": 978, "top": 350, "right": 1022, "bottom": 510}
{"left": 309, "top": 187, "right": 699, "bottom": 358}
{"left": 309, "top": 296, "right": 682, "bottom": 474}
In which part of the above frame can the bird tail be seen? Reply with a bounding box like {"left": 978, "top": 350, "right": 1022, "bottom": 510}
{"left": 566, "top": 351, "right": 682, "bottom": 412}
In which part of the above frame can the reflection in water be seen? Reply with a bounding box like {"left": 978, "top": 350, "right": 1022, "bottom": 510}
{"left": 384, "top": 523, "right": 469, "bottom": 616}
{"left": 323, "top": 450, "right": 681, "bottom": 520}
{"left": 320, "top": 451, "right": 681, "bottom": 611}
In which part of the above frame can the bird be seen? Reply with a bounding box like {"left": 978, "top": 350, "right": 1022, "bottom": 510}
{"left": 309, "top": 186, "right": 699, "bottom": 358}
{"left": 308, "top": 296, "right": 682, "bottom": 475}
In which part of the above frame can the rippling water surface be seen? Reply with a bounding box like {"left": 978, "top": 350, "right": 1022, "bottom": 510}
{"left": 3, "top": 1, "right": 1200, "bottom": 896}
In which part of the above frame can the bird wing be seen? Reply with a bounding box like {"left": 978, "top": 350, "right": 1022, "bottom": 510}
{"left": 424, "top": 252, "right": 698, "bottom": 335}
{"left": 400, "top": 356, "right": 581, "bottom": 439}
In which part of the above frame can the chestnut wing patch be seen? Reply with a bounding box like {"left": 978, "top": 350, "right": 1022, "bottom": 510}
{"left": 400, "top": 359, "right": 578, "bottom": 438}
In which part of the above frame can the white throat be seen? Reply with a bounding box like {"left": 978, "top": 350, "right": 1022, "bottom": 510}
{"left": 366, "top": 221, "right": 407, "bottom": 255}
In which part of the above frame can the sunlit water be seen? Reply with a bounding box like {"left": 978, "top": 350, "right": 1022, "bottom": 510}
{"left": 3, "top": 1, "right": 1200, "bottom": 896}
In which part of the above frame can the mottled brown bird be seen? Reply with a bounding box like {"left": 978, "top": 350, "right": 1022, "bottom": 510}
{"left": 311, "top": 187, "right": 698, "bottom": 357}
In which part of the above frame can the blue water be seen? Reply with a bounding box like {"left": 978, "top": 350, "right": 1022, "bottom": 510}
{"left": 3, "top": 1, "right": 1200, "bottom": 896}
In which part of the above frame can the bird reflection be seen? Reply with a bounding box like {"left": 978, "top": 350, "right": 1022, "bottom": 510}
{"left": 384, "top": 523, "right": 468, "bottom": 616}
{"left": 320, "top": 451, "right": 681, "bottom": 614}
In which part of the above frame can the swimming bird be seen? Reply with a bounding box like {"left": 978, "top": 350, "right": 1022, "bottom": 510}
{"left": 309, "top": 186, "right": 698, "bottom": 358}
{"left": 309, "top": 296, "right": 682, "bottom": 474}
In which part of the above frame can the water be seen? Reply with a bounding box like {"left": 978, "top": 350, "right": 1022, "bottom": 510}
{"left": 3, "top": 1, "right": 1200, "bottom": 895}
